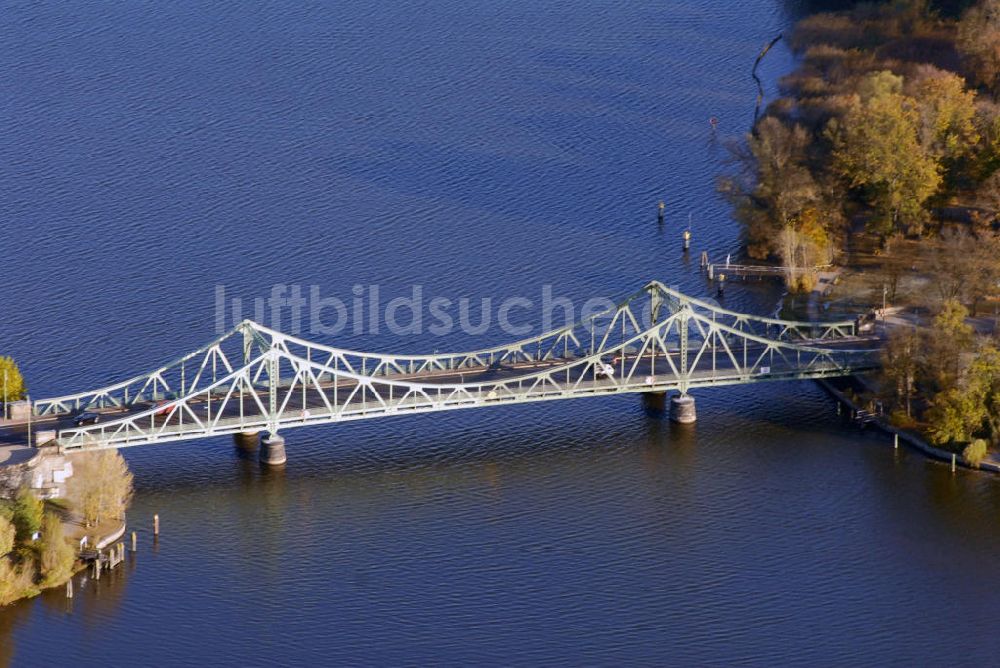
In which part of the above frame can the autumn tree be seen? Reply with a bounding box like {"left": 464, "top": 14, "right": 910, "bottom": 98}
{"left": 830, "top": 71, "right": 942, "bottom": 237}
{"left": 974, "top": 169, "right": 1000, "bottom": 226}
{"left": 69, "top": 450, "right": 134, "bottom": 527}
{"left": 957, "top": 0, "right": 1000, "bottom": 94}
{"left": 38, "top": 512, "right": 74, "bottom": 586}
{"left": 882, "top": 327, "right": 922, "bottom": 416}
{"left": 0, "top": 560, "right": 36, "bottom": 606}
{"left": 925, "top": 299, "right": 976, "bottom": 393}
{"left": 909, "top": 67, "right": 980, "bottom": 186}
{"left": 974, "top": 104, "right": 1000, "bottom": 180}
{"left": 879, "top": 240, "right": 915, "bottom": 305}
{"left": 928, "top": 386, "right": 983, "bottom": 445}
{"left": 720, "top": 116, "right": 822, "bottom": 261}
{"left": 964, "top": 438, "right": 989, "bottom": 466}
{"left": 928, "top": 344, "right": 1000, "bottom": 446}
{"left": 911, "top": 69, "right": 979, "bottom": 159}
{"left": 967, "top": 345, "right": 1000, "bottom": 444}
{"left": 0, "top": 356, "right": 26, "bottom": 404}
{"left": 928, "top": 228, "right": 1000, "bottom": 314}
{"left": 0, "top": 511, "right": 14, "bottom": 557}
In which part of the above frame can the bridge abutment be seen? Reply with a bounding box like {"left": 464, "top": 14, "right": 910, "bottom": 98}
{"left": 669, "top": 394, "right": 696, "bottom": 424}
{"left": 259, "top": 434, "right": 287, "bottom": 466}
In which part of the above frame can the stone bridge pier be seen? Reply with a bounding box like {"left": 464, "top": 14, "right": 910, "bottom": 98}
{"left": 669, "top": 393, "right": 696, "bottom": 424}
{"left": 642, "top": 391, "right": 696, "bottom": 423}
{"left": 259, "top": 433, "right": 286, "bottom": 466}
{"left": 233, "top": 430, "right": 286, "bottom": 466}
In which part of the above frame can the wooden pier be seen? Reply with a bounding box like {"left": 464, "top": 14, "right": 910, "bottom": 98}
{"left": 700, "top": 253, "right": 832, "bottom": 281}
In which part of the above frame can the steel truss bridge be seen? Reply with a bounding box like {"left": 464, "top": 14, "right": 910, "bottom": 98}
{"left": 32, "top": 281, "right": 880, "bottom": 452}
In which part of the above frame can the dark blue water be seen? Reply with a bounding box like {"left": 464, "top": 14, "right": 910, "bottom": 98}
{"left": 3, "top": 1, "right": 1000, "bottom": 666}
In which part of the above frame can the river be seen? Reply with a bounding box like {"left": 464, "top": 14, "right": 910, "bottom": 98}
{"left": 3, "top": 1, "right": 1000, "bottom": 665}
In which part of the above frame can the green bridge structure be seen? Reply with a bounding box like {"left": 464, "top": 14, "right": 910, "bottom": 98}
{"left": 20, "top": 281, "right": 882, "bottom": 465}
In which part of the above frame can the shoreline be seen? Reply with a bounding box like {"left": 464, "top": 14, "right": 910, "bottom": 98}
{"left": 758, "top": 269, "right": 999, "bottom": 475}
{"left": 815, "top": 377, "right": 1000, "bottom": 474}
{"left": 0, "top": 516, "right": 127, "bottom": 607}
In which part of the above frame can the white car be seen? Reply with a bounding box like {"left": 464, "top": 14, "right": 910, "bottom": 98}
{"left": 596, "top": 361, "right": 615, "bottom": 378}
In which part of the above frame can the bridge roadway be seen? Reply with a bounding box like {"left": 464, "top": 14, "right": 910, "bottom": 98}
{"left": 0, "top": 335, "right": 880, "bottom": 451}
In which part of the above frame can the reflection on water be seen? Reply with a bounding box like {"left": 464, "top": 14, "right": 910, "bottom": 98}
{"left": 0, "top": 600, "right": 28, "bottom": 667}
{"left": 4, "top": 386, "right": 1000, "bottom": 664}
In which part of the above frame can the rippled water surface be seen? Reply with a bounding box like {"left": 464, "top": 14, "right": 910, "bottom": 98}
{"left": 3, "top": 1, "right": 1000, "bottom": 665}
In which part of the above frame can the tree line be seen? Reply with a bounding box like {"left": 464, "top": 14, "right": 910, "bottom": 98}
{"left": 721, "top": 0, "right": 1000, "bottom": 288}
{"left": 723, "top": 0, "right": 1000, "bottom": 457}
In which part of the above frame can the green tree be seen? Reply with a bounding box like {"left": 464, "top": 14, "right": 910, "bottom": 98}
{"left": 11, "top": 486, "right": 43, "bottom": 544}
{"left": 830, "top": 72, "right": 942, "bottom": 236}
{"left": 0, "top": 356, "right": 26, "bottom": 404}
{"left": 38, "top": 512, "right": 74, "bottom": 586}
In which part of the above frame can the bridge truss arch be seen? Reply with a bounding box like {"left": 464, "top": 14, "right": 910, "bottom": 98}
{"left": 31, "top": 281, "right": 878, "bottom": 452}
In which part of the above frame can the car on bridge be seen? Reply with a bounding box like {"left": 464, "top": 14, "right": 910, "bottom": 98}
{"left": 72, "top": 411, "right": 100, "bottom": 426}
{"left": 596, "top": 359, "right": 615, "bottom": 378}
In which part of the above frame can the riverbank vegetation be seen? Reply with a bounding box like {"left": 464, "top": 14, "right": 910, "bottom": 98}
{"left": 0, "top": 450, "right": 133, "bottom": 606}
{"left": 0, "top": 487, "right": 72, "bottom": 605}
{"left": 723, "top": 0, "right": 1000, "bottom": 460}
